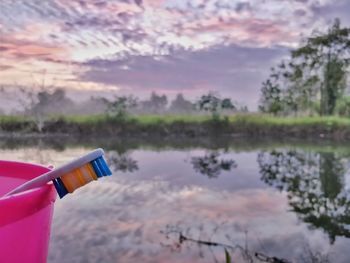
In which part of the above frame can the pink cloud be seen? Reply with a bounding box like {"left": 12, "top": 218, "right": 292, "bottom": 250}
{"left": 144, "top": 0, "right": 165, "bottom": 7}
{"left": 0, "top": 37, "right": 67, "bottom": 61}
{"left": 183, "top": 16, "right": 298, "bottom": 46}
{"left": 0, "top": 64, "right": 13, "bottom": 71}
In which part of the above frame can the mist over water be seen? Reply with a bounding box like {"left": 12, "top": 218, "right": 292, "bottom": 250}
{"left": 2, "top": 138, "right": 350, "bottom": 263}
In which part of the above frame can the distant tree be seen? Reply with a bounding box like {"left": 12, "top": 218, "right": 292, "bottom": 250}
{"left": 141, "top": 92, "right": 168, "bottom": 114}
{"left": 30, "top": 88, "right": 74, "bottom": 116}
{"left": 239, "top": 105, "right": 249, "bottom": 112}
{"left": 17, "top": 85, "right": 74, "bottom": 131}
{"left": 196, "top": 92, "right": 235, "bottom": 119}
{"left": 221, "top": 98, "right": 235, "bottom": 110}
{"left": 169, "top": 93, "right": 193, "bottom": 113}
{"left": 103, "top": 95, "right": 137, "bottom": 119}
{"left": 1, "top": 71, "right": 78, "bottom": 131}
{"left": 71, "top": 96, "right": 109, "bottom": 115}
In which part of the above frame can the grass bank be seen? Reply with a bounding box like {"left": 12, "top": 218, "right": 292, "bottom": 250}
{"left": 1, "top": 114, "right": 350, "bottom": 140}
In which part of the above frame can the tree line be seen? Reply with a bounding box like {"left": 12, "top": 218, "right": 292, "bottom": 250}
{"left": 99, "top": 91, "right": 248, "bottom": 119}
{"left": 0, "top": 87, "right": 248, "bottom": 119}
{"left": 259, "top": 18, "right": 350, "bottom": 116}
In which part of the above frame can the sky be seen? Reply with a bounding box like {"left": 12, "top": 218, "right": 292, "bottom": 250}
{"left": 1, "top": 0, "right": 350, "bottom": 110}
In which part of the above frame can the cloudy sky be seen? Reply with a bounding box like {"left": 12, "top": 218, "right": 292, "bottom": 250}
{"left": 0, "top": 0, "right": 350, "bottom": 109}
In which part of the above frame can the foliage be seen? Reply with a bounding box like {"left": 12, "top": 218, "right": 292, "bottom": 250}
{"left": 7, "top": 113, "right": 350, "bottom": 139}
{"left": 260, "top": 19, "right": 350, "bottom": 116}
{"left": 30, "top": 88, "right": 75, "bottom": 116}
{"left": 196, "top": 92, "right": 236, "bottom": 119}
{"left": 130, "top": 114, "right": 211, "bottom": 124}
{"left": 335, "top": 96, "right": 350, "bottom": 116}
{"left": 140, "top": 92, "right": 168, "bottom": 114}
{"left": 292, "top": 18, "right": 350, "bottom": 115}
{"left": 259, "top": 78, "right": 283, "bottom": 114}
{"left": 21, "top": 87, "right": 73, "bottom": 131}
{"left": 104, "top": 95, "right": 137, "bottom": 119}
{"left": 169, "top": 93, "right": 194, "bottom": 113}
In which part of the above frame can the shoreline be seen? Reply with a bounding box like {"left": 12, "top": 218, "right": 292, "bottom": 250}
{"left": 1, "top": 114, "right": 350, "bottom": 140}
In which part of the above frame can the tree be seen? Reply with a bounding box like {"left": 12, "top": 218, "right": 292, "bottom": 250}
{"left": 71, "top": 96, "right": 109, "bottom": 115}
{"left": 221, "top": 98, "right": 235, "bottom": 110}
{"left": 260, "top": 19, "right": 350, "bottom": 115}
{"left": 0, "top": 72, "right": 76, "bottom": 131}
{"left": 2, "top": 85, "right": 74, "bottom": 131}
{"left": 196, "top": 92, "right": 235, "bottom": 119}
{"left": 30, "top": 88, "right": 75, "bottom": 116}
{"left": 292, "top": 18, "right": 350, "bottom": 115}
{"left": 169, "top": 93, "right": 193, "bottom": 113}
{"left": 104, "top": 95, "right": 137, "bottom": 119}
{"left": 141, "top": 92, "right": 168, "bottom": 114}
{"left": 260, "top": 60, "right": 320, "bottom": 115}
{"left": 335, "top": 96, "right": 350, "bottom": 116}
{"left": 259, "top": 78, "right": 283, "bottom": 115}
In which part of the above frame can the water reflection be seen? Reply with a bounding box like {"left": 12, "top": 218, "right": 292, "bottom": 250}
{"left": 258, "top": 150, "right": 350, "bottom": 243}
{"left": 106, "top": 151, "right": 139, "bottom": 173}
{"left": 160, "top": 224, "right": 330, "bottom": 263}
{"left": 160, "top": 224, "right": 254, "bottom": 263}
{"left": 2, "top": 139, "right": 350, "bottom": 262}
{"left": 191, "top": 152, "right": 237, "bottom": 178}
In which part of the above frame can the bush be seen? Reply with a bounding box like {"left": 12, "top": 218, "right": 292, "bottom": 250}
{"left": 335, "top": 96, "right": 350, "bottom": 116}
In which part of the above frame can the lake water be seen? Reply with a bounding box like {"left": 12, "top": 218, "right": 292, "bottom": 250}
{"left": 1, "top": 138, "right": 350, "bottom": 263}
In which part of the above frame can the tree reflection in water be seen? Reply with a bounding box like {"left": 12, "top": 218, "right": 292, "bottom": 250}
{"left": 191, "top": 152, "right": 237, "bottom": 178}
{"left": 160, "top": 224, "right": 329, "bottom": 263}
{"left": 106, "top": 151, "right": 138, "bottom": 173}
{"left": 257, "top": 150, "right": 350, "bottom": 243}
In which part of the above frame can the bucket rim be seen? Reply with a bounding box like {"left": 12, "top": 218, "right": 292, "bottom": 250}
{"left": 0, "top": 159, "right": 53, "bottom": 199}
{"left": 0, "top": 160, "right": 57, "bottom": 227}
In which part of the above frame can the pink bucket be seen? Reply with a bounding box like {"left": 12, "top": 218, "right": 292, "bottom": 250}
{"left": 0, "top": 160, "right": 57, "bottom": 263}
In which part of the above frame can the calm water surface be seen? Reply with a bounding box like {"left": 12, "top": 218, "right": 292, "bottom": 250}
{"left": 2, "top": 139, "right": 350, "bottom": 263}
